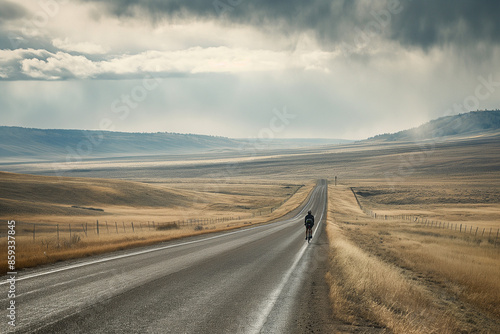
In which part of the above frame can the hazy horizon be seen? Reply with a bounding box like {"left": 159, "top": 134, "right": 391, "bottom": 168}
{"left": 0, "top": 124, "right": 355, "bottom": 141}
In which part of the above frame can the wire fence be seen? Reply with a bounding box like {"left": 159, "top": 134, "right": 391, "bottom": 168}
{"left": 1, "top": 184, "right": 302, "bottom": 243}
{"left": 0, "top": 217, "right": 242, "bottom": 240}
{"left": 0, "top": 205, "right": 283, "bottom": 242}
{"left": 350, "top": 187, "right": 500, "bottom": 247}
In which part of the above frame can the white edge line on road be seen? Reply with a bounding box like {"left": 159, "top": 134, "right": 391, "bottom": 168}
{"left": 0, "top": 185, "right": 320, "bottom": 285}
{"left": 250, "top": 185, "right": 326, "bottom": 334}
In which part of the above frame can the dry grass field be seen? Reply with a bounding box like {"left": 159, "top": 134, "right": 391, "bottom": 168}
{"left": 1, "top": 131, "right": 499, "bottom": 332}
{"left": 0, "top": 171, "right": 314, "bottom": 272}
{"left": 12, "top": 131, "right": 496, "bottom": 182}
{"left": 0, "top": 172, "right": 310, "bottom": 225}
{"left": 352, "top": 178, "right": 500, "bottom": 231}
{"left": 326, "top": 183, "right": 500, "bottom": 333}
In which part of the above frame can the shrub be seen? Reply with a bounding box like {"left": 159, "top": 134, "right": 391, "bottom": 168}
{"left": 156, "top": 223, "right": 180, "bottom": 231}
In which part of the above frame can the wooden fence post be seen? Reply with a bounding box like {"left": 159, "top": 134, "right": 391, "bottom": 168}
{"left": 69, "top": 224, "right": 72, "bottom": 239}
{"left": 57, "top": 224, "right": 60, "bottom": 245}
{"left": 33, "top": 224, "right": 36, "bottom": 241}
{"left": 131, "top": 222, "right": 134, "bottom": 232}
{"left": 115, "top": 222, "right": 118, "bottom": 234}
{"left": 122, "top": 222, "right": 126, "bottom": 233}
{"left": 97, "top": 220, "right": 99, "bottom": 235}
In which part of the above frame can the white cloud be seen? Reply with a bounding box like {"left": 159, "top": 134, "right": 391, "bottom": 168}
{"left": 0, "top": 48, "right": 50, "bottom": 61}
{"left": 21, "top": 51, "right": 99, "bottom": 79}
{"left": 52, "top": 38, "right": 108, "bottom": 54}
{"left": 1, "top": 47, "right": 337, "bottom": 80}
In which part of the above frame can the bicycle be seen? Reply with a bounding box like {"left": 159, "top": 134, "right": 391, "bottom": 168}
{"left": 305, "top": 210, "right": 315, "bottom": 243}
{"left": 306, "top": 226, "right": 313, "bottom": 243}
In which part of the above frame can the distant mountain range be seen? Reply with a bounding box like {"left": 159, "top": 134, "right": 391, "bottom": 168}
{"left": 0, "top": 127, "right": 349, "bottom": 160}
{"left": 369, "top": 110, "right": 500, "bottom": 142}
{"left": 2, "top": 110, "right": 498, "bottom": 160}
{"left": 0, "top": 127, "right": 243, "bottom": 159}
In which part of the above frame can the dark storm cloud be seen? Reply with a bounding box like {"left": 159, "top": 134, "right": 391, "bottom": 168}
{"left": 85, "top": 0, "right": 500, "bottom": 49}
{"left": 0, "top": 0, "right": 60, "bottom": 51}
{"left": 85, "top": 0, "right": 358, "bottom": 43}
{"left": 0, "top": 30, "right": 58, "bottom": 51}
{"left": 391, "top": 0, "right": 500, "bottom": 49}
{"left": 0, "top": 1, "right": 30, "bottom": 49}
{"left": 0, "top": 0, "right": 28, "bottom": 21}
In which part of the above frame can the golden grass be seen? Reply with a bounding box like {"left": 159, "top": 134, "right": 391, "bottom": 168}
{"left": 326, "top": 184, "right": 500, "bottom": 333}
{"left": 0, "top": 175, "right": 315, "bottom": 273}
{"left": 326, "top": 220, "right": 457, "bottom": 333}
{"left": 1, "top": 228, "right": 218, "bottom": 271}
{"left": 0, "top": 172, "right": 309, "bottom": 225}
{"left": 388, "top": 230, "right": 500, "bottom": 318}
{"left": 351, "top": 179, "right": 500, "bottom": 231}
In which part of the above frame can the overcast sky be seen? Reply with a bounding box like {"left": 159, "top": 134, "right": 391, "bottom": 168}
{"left": 1, "top": 0, "right": 499, "bottom": 139}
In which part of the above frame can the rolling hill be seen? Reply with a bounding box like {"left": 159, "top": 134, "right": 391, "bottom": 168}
{"left": 0, "top": 127, "right": 243, "bottom": 160}
{"left": 369, "top": 110, "right": 500, "bottom": 142}
{"left": 0, "top": 171, "right": 193, "bottom": 217}
{"left": 2, "top": 110, "right": 498, "bottom": 161}
{"left": 0, "top": 126, "right": 350, "bottom": 161}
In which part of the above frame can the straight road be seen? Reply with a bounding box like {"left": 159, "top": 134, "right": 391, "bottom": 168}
{"left": 1, "top": 180, "right": 331, "bottom": 333}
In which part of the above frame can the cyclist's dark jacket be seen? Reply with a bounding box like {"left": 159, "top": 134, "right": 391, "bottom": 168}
{"left": 304, "top": 214, "right": 314, "bottom": 228}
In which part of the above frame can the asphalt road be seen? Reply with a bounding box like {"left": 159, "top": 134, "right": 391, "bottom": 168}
{"left": 1, "top": 180, "right": 331, "bottom": 333}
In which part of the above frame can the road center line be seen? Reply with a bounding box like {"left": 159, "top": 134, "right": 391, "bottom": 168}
{"left": 250, "top": 193, "right": 325, "bottom": 334}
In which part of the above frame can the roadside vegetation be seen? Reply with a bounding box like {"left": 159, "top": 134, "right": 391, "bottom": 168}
{"left": 0, "top": 172, "right": 314, "bottom": 273}
{"left": 326, "top": 184, "right": 500, "bottom": 333}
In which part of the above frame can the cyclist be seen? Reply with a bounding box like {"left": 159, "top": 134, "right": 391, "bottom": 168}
{"left": 304, "top": 210, "right": 314, "bottom": 240}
